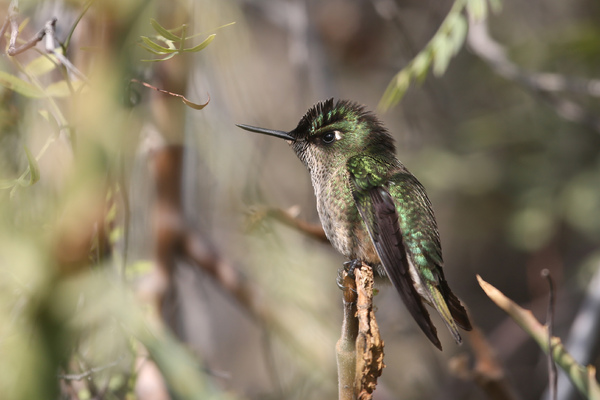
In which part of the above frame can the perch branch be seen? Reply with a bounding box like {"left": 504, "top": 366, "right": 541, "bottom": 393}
{"left": 337, "top": 268, "right": 358, "bottom": 400}
{"left": 336, "top": 263, "right": 384, "bottom": 400}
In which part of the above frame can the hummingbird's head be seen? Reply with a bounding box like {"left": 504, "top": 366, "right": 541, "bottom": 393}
{"left": 237, "top": 98, "right": 395, "bottom": 171}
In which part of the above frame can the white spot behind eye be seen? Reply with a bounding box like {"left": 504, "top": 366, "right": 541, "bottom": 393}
{"left": 335, "top": 130, "right": 342, "bottom": 140}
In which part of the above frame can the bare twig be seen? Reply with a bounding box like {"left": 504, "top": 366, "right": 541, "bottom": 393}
{"left": 541, "top": 269, "right": 557, "bottom": 400}
{"left": 477, "top": 275, "right": 600, "bottom": 400}
{"left": 4, "top": 5, "right": 90, "bottom": 84}
{"left": 450, "top": 327, "right": 521, "bottom": 400}
{"left": 246, "top": 205, "right": 329, "bottom": 243}
{"left": 58, "top": 355, "right": 125, "bottom": 381}
{"left": 467, "top": 15, "right": 600, "bottom": 133}
{"left": 131, "top": 79, "right": 209, "bottom": 110}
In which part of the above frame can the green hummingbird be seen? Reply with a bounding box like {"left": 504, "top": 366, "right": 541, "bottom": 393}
{"left": 237, "top": 98, "right": 472, "bottom": 350}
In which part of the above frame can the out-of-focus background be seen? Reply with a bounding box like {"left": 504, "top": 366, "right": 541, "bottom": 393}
{"left": 1, "top": 0, "right": 599, "bottom": 399}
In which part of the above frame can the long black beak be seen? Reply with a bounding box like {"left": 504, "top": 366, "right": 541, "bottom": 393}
{"left": 236, "top": 124, "right": 296, "bottom": 141}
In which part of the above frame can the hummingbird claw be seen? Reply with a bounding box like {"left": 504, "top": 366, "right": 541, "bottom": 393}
{"left": 343, "top": 259, "right": 362, "bottom": 277}
{"left": 336, "top": 267, "right": 358, "bottom": 294}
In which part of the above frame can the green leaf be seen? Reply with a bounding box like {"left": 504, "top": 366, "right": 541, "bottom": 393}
{"left": 0, "top": 71, "right": 44, "bottom": 98}
{"left": 378, "top": 70, "right": 411, "bottom": 111}
{"left": 488, "top": 0, "right": 503, "bottom": 13}
{"left": 139, "top": 36, "right": 177, "bottom": 54}
{"left": 141, "top": 53, "right": 178, "bottom": 63}
{"left": 449, "top": 14, "right": 468, "bottom": 55}
{"left": 0, "top": 179, "right": 17, "bottom": 189}
{"left": 150, "top": 18, "right": 181, "bottom": 41}
{"left": 24, "top": 53, "right": 61, "bottom": 77}
{"left": 44, "top": 80, "right": 86, "bottom": 98}
{"left": 411, "top": 48, "right": 432, "bottom": 83}
{"left": 432, "top": 35, "right": 452, "bottom": 76}
{"left": 183, "top": 34, "right": 216, "bottom": 52}
{"left": 466, "top": 0, "right": 488, "bottom": 20}
{"left": 18, "top": 146, "right": 40, "bottom": 187}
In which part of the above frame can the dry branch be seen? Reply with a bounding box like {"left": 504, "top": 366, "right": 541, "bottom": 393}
{"left": 451, "top": 327, "right": 521, "bottom": 400}
{"left": 467, "top": 15, "right": 600, "bottom": 134}
{"left": 336, "top": 263, "right": 384, "bottom": 400}
{"left": 477, "top": 275, "right": 600, "bottom": 400}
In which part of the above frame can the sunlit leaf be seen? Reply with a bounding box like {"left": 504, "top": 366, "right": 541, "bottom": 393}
{"left": 24, "top": 53, "right": 61, "bottom": 77}
{"left": 378, "top": 70, "right": 410, "bottom": 110}
{"left": 141, "top": 53, "right": 178, "bottom": 62}
{"left": 44, "top": 80, "right": 86, "bottom": 98}
{"left": 18, "top": 146, "right": 40, "bottom": 187}
{"left": 150, "top": 18, "right": 181, "bottom": 41}
{"left": 0, "top": 71, "right": 44, "bottom": 98}
{"left": 467, "top": 0, "right": 488, "bottom": 20}
{"left": 181, "top": 94, "right": 210, "bottom": 110}
{"left": 183, "top": 34, "right": 216, "bottom": 53}
{"left": 411, "top": 49, "right": 432, "bottom": 82}
{"left": 449, "top": 14, "right": 468, "bottom": 55}
{"left": 488, "top": 0, "right": 503, "bottom": 13}
{"left": 18, "top": 17, "right": 30, "bottom": 33}
{"left": 139, "top": 36, "right": 177, "bottom": 54}
{"left": 432, "top": 36, "right": 452, "bottom": 76}
{"left": 0, "top": 179, "right": 16, "bottom": 189}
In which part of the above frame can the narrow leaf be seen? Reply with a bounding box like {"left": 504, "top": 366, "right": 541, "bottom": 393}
{"left": 140, "top": 36, "right": 177, "bottom": 53}
{"left": 449, "top": 14, "right": 468, "bottom": 55}
{"left": 466, "top": 0, "right": 488, "bottom": 21}
{"left": 411, "top": 49, "right": 432, "bottom": 83}
{"left": 432, "top": 36, "right": 452, "bottom": 76}
{"left": 24, "top": 53, "right": 60, "bottom": 77}
{"left": 0, "top": 180, "right": 17, "bottom": 190}
{"left": 183, "top": 34, "right": 216, "bottom": 53}
{"left": 0, "top": 71, "right": 44, "bottom": 98}
{"left": 150, "top": 19, "right": 181, "bottom": 41}
{"left": 20, "top": 146, "right": 40, "bottom": 187}
{"left": 44, "top": 80, "right": 86, "bottom": 98}
{"left": 141, "top": 53, "right": 178, "bottom": 63}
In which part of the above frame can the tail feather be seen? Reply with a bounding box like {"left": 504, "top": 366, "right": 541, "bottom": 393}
{"left": 442, "top": 282, "right": 472, "bottom": 331}
{"left": 428, "top": 284, "right": 463, "bottom": 344}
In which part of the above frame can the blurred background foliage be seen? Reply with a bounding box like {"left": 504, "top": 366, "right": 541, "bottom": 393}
{"left": 0, "top": 0, "right": 599, "bottom": 399}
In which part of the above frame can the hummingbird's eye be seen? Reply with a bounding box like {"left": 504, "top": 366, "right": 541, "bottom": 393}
{"left": 322, "top": 131, "right": 337, "bottom": 144}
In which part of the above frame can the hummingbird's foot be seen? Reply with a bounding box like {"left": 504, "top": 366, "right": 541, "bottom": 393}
{"left": 343, "top": 259, "right": 362, "bottom": 278}
{"left": 336, "top": 267, "right": 358, "bottom": 293}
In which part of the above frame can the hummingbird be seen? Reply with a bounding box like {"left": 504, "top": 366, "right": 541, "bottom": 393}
{"left": 237, "top": 98, "right": 472, "bottom": 350}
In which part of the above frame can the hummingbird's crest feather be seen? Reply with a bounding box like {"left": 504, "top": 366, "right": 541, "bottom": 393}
{"left": 291, "top": 99, "right": 395, "bottom": 155}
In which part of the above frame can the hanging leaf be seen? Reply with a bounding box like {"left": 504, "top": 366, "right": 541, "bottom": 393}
{"left": 44, "top": 80, "right": 87, "bottom": 97}
{"left": 379, "top": 0, "right": 504, "bottom": 111}
{"left": 150, "top": 18, "right": 181, "bottom": 41}
{"left": 183, "top": 34, "right": 216, "bottom": 53}
{"left": 17, "top": 146, "right": 41, "bottom": 187}
{"left": 449, "top": 14, "right": 468, "bottom": 55}
{"left": 466, "top": 0, "right": 488, "bottom": 21}
{"left": 24, "top": 53, "right": 61, "bottom": 77}
{"left": 141, "top": 53, "right": 178, "bottom": 63}
{"left": 139, "top": 36, "right": 178, "bottom": 54}
{"left": 432, "top": 35, "right": 452, "bottom": 77}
